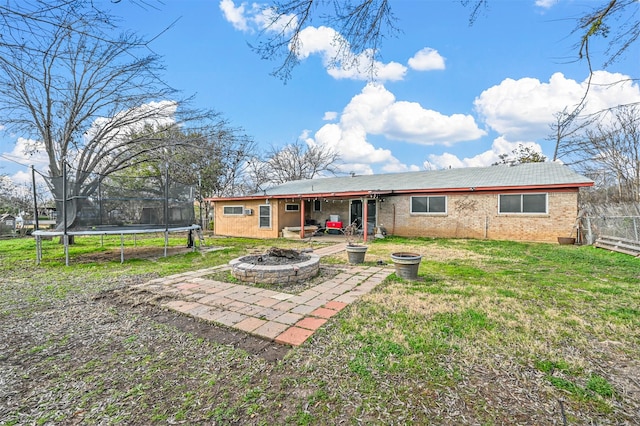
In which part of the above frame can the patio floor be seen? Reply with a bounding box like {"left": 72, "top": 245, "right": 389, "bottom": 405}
{"left": 132, "top": 243, "right": 394, "bottom": 346}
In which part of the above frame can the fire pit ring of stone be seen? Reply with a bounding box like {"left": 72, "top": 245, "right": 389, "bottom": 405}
{"left": 229, "top": 249, "right": 320, "bottom": 284}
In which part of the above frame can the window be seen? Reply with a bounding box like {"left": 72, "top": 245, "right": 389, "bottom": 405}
{"left": 313, "top": 199, "right": 322, "bottom": 212}
{"left": 223, "top": 205, "right": 243, "bottom": 215}
{"left": 285, "top": 203, "right": 300, "bottom": 212}
{"left": 499, "top": 193, "right": 547, "bottom": 214}
{"left": 259, "top": 205, "right": 271, "bottom": 228}
{"left": 411, "top": 196, "right": 447, "bottom": 214}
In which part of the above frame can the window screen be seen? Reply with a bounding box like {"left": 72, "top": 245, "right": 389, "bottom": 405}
{"left": 499, "top": 194, "right": 547, "bottom": 213}
{"left": 259, "top": 205, "right": 271, "bottom": 228}
{"left": 223, "top": 206, "right": 243, "bottom": 215}
{"left": 411, "top": 196, "right": 447, "bottom": 213}
{"left": 285, "top": 203, "right": 300, "bottom": 212}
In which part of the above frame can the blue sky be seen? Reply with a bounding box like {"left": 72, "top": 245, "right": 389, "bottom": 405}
{"left": 1, "top": 0, "right": 639, "bottom": 185}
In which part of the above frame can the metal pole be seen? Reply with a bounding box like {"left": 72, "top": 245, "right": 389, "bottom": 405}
{"left": 31, "top": 165, "right": 39, "bottom": 231}
{"left": 165, "top": 163, "right": 169, "bottom": 233}
{"left": 164, "top": 231, "right": 169, "bottom": 258}
{"left": 164, "top": 163, "right": 169, "bottom": 258}
{"left": 98, "top": 179, "right": 102, "bottom": 226}
{"left": 62, "top": 162, "right": 69, "bottom": 266}
{"left": 36, "top": 235, "right": 42, "bottom": 265}
{"left": 198, "top": 172, "right": 203, "bottom": 229}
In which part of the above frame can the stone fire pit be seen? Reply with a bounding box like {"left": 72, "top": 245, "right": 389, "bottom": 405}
{"left": 229, "top": 247, "right": 320, "bottom": 284}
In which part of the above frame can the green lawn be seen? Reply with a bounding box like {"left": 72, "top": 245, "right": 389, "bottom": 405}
{"left": 1, "top": 234, "right": 638, "bottom": 424}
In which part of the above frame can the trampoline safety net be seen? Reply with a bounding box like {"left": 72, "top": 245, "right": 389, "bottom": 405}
{"left": 46, "top": 171, "right": 197, "bottom": 231}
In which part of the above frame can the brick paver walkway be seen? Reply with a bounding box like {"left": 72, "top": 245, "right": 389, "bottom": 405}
{"left": 133, "top": 243, "right": 393, "bottom": 346}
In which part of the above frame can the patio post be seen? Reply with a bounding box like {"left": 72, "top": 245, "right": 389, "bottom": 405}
{"left": 363, "top": 197, "right": 368, "bottom": 243}
{"left": 300, "top": 198, "right": 305, "bottom": 239}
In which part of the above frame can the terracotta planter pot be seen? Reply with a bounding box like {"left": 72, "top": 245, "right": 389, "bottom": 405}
{"left": 346, "top": 245, "right": 368, "bottom": 264}
{"left": 557, "top": 237, "right": 576, "bottom": 245}
{"left": 390, "top": 252, "right": 422, "bottom": 280}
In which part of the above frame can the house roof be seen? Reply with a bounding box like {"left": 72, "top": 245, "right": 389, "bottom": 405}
{"left": 209, "top": 162, "right": 593, "bottom": 201}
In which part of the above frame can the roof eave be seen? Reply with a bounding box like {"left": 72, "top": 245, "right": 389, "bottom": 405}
{"left": 205, "top": 182, "right": 593, "bottom": 202}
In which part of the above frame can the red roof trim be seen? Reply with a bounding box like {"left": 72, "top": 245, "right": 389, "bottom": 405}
{"left": 205, "top": 182, "right": 593, "bottom": 202}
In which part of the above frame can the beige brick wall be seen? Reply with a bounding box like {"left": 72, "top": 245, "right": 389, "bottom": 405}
{"left": 213, "top": 200, "right": 279, "bottom": 238}
{"left": 378, "top": 190, "right": 579, "bottom": 242}
{"left": 214, "top": 190, "right": 580, "bottom": 242}
{"left": 214, "top": 199, "right": 324, "bottom": 238}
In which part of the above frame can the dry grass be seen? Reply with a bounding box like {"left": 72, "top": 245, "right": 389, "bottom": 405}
{"left": 1, "top": 235, "right": 639, "bottom": 424}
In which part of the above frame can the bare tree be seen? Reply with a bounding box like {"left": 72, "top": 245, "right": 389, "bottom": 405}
{"left": 253, "top": 0, "right": 637, "bottom": 81}
{"left": 575, "top": 0, "right": 639, "bottom": 71}
{"left": 571, "top": 105, "right": 640, "bottom": 202}
{"left": 252, "top": 0, "right": 399, "bottom": 81}
{"left": 126, "top": 123, "right": 257, "bottom": 198}
{"left": 0, "top": 0, "right": 223, "bottom": 229}
{"left": 549, "top": 104, "right": 599, "bottom": 162}
{"left": 246, "top": 141, "right": 340, "bottom": 191}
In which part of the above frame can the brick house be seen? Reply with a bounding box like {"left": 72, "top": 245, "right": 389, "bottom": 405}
{"left": 206, "top": 162, "right": 593, "bottom": 243}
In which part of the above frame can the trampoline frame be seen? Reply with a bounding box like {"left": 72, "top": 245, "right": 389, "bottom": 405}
{"left": 33, "top": 224, "right": 201, "bottom": 265}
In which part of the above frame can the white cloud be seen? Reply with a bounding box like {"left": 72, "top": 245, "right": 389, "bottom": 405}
{"left": 220, "top": 0, "right": 297, "bottom": 34}
{"left": 426, "top": 137, "right": 544, "bottom": 169}
{"left": 0, "top": 137, "right": 48, "bottom": 186}
{"left": 474, "top": 71, "right": 640, "bottom": 140}
{"left": 309, "top": 122, "right": 395, "bottom": 165}
{"left": 304, "top": 82, "right": 486, "bottom": 172}
{"left": 219, "top": 0, "right": 249, "bottom": 32}
{"left": 253, "top": 5, "right": 298, "bottom": 34}
{"left": 381, "top": 159, "right": 421, "bottom": 174}
{"left": 3, "top": 137, "right": 48, "bottom": 169}
{"left": 535, "top": 0, "right": 557, "bottom": 9}
{"left": 326, "top": 53, "right": 407, "bottom": 82}
{"left": 323, "top": 111, "right": 338, "bottom": 121}
{"left": 296, "top": 26, "right": 407, "bottom": 82}
{"left": 220, "top": 3, "right": 408, "bottom": 81}
{"left": 341, "top": 83, "right": 485, "bottom": 145}
{"left": 10, "top": 170, "right": 33, "bottom": 186}
{"left": 408, "top": 47, "right": 445, "bottom": 71}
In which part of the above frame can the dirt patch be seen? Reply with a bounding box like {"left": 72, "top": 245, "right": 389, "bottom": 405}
{"left": 68, "top": 246, "right": 197, "bottom": 263}
{"left": 99, "top": 287, "right": 290, "bottom": 362}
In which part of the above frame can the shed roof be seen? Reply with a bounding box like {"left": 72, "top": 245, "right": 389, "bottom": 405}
{"left": 209, "top": 162, "right": 593, "bottom": 201}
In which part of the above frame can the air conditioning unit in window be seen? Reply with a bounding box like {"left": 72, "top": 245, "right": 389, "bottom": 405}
{"left": 244, "top": 208, "right": 253, "bottom": 215}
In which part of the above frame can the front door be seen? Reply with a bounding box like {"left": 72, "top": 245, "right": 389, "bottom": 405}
{"left": 350, "top": 199, "right": 377, "bottom": 233}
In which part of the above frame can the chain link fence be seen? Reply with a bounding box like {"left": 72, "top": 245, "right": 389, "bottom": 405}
{"left": 579, "top": 203, "right": 640, "bottom": 244}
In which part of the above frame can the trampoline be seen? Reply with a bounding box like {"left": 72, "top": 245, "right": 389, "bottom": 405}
{"left": 32, "top": 164, "right": 204, "bottom": 265}
{"left": 33, "top": 224, "right": 202, "bottom": 265}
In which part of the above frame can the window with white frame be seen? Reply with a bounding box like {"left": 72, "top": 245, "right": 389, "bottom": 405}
{"left": 285, "top": 203, "right": 300, "bottom": 212}
{"left": 259, "top": 205, "right": 271, "bottom": 228}
{"left": 223, "top": 205, "right": 243, "bottom": 215}
{"left": 410, "top": 196, "right": 447, "bottom": 214}
{"left": 499, "top": 193, "right": 547, "bottom": 214}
